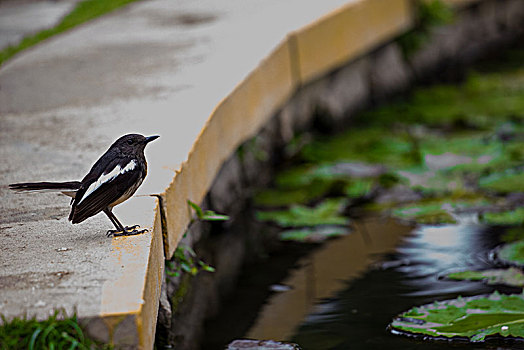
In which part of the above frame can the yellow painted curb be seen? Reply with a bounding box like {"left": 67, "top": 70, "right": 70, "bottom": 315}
{"left": 164, "top": 39, "right": 296, "bottom": 257}
{"left": 293, "top": 0, "right": 412, "bottom": 84}
{"left": 92, "top": 197, "right": 164, "bottom": 349}
{"left": 162, "top": 0, "right": 414, "bottom": 259}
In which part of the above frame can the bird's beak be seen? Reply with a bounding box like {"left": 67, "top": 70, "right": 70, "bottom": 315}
{"left": 145, "top": 135, "right": 160, "bottom": 144}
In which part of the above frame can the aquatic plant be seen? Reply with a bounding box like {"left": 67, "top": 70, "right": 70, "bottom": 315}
{"left": 390, "top": 292, "right": 524, "bottom": 342}
{"left": 256, "top": 198, "right": 349, "bottom": 227}
{"left": 446, "top": 267, "right": 524, "bottom": 288}
{"left": 496, "top": 240, "right": 524, "bottom": 267}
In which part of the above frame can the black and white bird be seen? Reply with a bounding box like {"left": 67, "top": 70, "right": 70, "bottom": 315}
{"left": 9, "top": 134, "right": 159, "bottom": 237}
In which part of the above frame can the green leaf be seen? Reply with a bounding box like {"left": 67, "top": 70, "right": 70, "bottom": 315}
{"left": 188, "top": 200, "right": 229, "bottom": 221}
{"left": 187, "top": 200, "right": 204, "bottom": 218}
{"left": 483, "top": 208, "right": 524, "bottom": 226}
{"left": 480, "top": 171, "right": 524, "bottom": 194}
{"left": 201, "top": 211, "right": 230, "bottom": 221}
{"left": 253, "top": 182, "right": 332, "bottom": 207}
{"left": 279, "top": 225, "right": 350, "bottom": 242}
{"left": 344, "top": 178, "right": 375, "bottom": 198}
{"left": 446, "top": 267, "right": 524, "bottom": 288}
{"left": 256, "top": 198, "right": 349, "bottom": 227}
{"left": 496, "top": 240, "right": 524, "bottom": 267}
{"left": 390, "top": 292, "right": 524, "bottom": 342}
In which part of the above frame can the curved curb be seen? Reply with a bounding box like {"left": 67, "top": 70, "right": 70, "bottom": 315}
{"left": 162, "top": 0, "right": 415, "bottom": 259}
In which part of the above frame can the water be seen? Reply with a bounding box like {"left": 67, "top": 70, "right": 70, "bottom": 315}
{"left": 204, "top": 218, "right": 522, "bottom": 349}
{"left": 289, "top": 223, "right": 521, "bottom": 350}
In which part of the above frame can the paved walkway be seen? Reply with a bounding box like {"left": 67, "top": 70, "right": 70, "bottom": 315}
{"left": 0, "top": 0, "right": 351, "bottom": 345}
{"left": 0, "top": 0, "right": 80, "bottom": 50}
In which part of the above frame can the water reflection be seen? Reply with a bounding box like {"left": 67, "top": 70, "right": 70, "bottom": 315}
{"left": 246, "top": 218, "right": 412, "bottom": 341}
{"left": 287, "top": 223, "right": 516, "bottom": 349}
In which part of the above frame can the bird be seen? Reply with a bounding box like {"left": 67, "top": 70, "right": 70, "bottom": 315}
{"left": 9, "top": 134, "right": 159, "bottom": 237}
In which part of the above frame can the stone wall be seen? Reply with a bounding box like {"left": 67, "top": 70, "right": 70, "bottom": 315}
{"left": 156, "top": 1, "right": 524, "bottom": 348}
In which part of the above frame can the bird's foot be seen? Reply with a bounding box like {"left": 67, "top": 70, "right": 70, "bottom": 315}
{"left": 106, "top": 225, "right": 148, "bottom": 237}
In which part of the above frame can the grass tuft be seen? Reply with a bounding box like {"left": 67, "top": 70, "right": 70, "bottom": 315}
{"left": 0, "top": 310, "right": 111, "bottom": 350}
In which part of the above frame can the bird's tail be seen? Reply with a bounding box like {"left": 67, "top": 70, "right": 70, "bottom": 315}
{"left": 9, "top": 181, "right": 81, "bottom": 198}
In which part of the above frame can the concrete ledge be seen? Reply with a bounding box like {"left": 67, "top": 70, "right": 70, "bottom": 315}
{"left": 88, "top": 197, "right": 164, "bottom": 348}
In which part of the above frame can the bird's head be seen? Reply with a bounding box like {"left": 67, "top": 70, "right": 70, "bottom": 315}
{"left": 112, "top": 134, "right": 160, "bottom": 155}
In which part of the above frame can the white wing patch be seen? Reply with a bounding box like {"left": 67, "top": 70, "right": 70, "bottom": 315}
{"left": 78, "top": 159, "right": 137, "bottom": 205}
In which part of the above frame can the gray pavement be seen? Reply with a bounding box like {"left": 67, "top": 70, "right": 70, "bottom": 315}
{"left": 0, "top": 0, "right": 350, "bottom": 336}
{"left": 0, "top": 0, "right": 80, "bottom": 50}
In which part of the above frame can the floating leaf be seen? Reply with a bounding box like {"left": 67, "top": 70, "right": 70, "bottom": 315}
{"left": 256, "top": 198, "right": 349, "bottom": 227}
{"left": 390, "top": 292, "right": 524, "bottom": 342}
{"left": 301, "top": 127, "right": 417, "bottom": 167}
{"left": 390, "top": 197, "right": 487, "bottom": 224}
{"left": 446, "top": 267, "right": 524, "bottom": 288}
{"left": 396, "top": 168, "right": 468, "bottom": 195}
{"left": 480, "top": 171, "right": 524, "bottom": 194}
{"left": 279, "top": 225, "right": 350, "bottom": 243}
{"left": 483, "top": 207, "right": 524, "bottom": 226}
{"left": 344, "top": 178, "right": 375, "bottom": 199}
{"left": 253, "top": 181, "right": 331, "bottom": 207}
{"left": 495, "top": 240, "right": 524, "bottom": 267}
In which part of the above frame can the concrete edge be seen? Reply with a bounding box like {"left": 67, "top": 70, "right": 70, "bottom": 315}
{"left": 81, "top": 196, "right": 164, "bottom": 349}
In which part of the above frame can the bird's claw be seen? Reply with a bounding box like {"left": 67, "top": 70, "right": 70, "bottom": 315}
{"left": 106, "top": 225, "right": 148, "bottom": 237}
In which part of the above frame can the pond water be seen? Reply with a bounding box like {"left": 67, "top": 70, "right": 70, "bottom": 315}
{"left": 202, "top": 47, "right": 524, "bottom": 349}
{"left": 289, "top": 223, "right": 520, "bottom": 349}
{"left": 204, "top": 217, "right": 520, "bottom": 349}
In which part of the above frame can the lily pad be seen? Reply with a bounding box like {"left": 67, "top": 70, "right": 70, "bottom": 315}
{"left": 279, "top": 225, "right": 350, "bottom": 243}
{"left": 300, "top": 127, "right": 419, "bottom": 168}
{"left": 256, "top": 198, "right": 349, "bottom": 227}
{"left": 483, "top": 207, "right": 524, "bottom": 226}
{"left": 390, "top": 292, "right": 524, "bottom": 342}
{"left": 495, "top": 240, "right": 524, "bottom": 267}
{"left": 480, "top": 171, "right": 524, "bottom": 194}
{"left": 253, "top": 181, "right": 332, "bottom": 207}
{"left": 390, "top": 197, "right": 488, "bottom": 225}
{"left": 446, "top": 267, "right": 524, "bottom": 288}
{"left": 396, "top": 167, "right": 468, "bottom": 195}
{"left": 392, "top": 201, "right": 455, "bottom": 224}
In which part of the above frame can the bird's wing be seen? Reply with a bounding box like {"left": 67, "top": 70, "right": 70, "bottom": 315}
{"left": 69, "top": 157, "right": 143, "bottom": 224}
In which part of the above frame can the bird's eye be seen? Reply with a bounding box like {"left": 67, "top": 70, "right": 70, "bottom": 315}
{"left": 127, "top": 139, "right": 134, "bottom": 145}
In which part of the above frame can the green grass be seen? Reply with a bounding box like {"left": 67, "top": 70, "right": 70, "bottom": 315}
{"left": 0, "top": 0, "right": 141, "bottom": 67}
{"left": 0, "top": 310, "right": 110, "bottom": 350}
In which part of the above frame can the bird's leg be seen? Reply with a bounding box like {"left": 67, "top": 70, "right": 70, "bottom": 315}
{"left": 104, "top": 209, "right": 147, "bottom": 237}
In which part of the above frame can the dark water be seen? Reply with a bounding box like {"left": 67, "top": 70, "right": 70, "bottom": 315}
{"left": 289, "top": 223, "right": 522, "bottom": 350}
{"left": 204, "top": 219, "right": 523, "bottom": 349}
